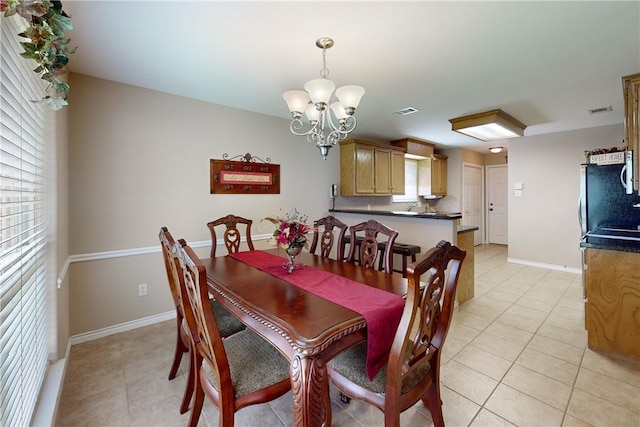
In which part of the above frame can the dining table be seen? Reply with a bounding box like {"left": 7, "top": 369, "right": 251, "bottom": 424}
{"left": 201, "top": 248, "right": 408, "bottom": 427}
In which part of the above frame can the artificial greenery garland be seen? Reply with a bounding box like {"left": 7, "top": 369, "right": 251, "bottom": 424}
{"left": 1, "top": 0, "right": 74, "bottom": 110}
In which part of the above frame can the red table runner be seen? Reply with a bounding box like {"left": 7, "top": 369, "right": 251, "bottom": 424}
{"left": 229, "top": 250, "right": 404, "bottom": 380}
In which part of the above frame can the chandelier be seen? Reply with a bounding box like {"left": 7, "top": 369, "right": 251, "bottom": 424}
{"left": 283, "top": 38, "right": 365, "bottom": 160}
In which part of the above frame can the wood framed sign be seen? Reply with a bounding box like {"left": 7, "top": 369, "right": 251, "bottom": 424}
{"left": 210, "top": 157, "right": 280, "bottom": 194}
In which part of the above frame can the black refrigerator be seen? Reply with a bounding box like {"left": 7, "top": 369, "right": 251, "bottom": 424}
{"left": 579, "top": 161, "right": 640, "bottom": 236}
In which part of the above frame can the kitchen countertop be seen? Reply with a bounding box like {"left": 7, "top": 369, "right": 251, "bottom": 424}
{"left": 580, "top": 235, "right": 640, "bottom": 253}
{"left": 457, "top": 225, "right": 479, "bottom": 234}
{"left": 580, "top": 226, "right": 640, "bottom": 253}
{"left": 329, "top": 208, "right": 462, "bottom": 220}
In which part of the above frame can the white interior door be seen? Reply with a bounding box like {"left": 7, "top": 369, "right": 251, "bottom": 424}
{"left": 487, "top": 165, "right": 508, "bottom": 245}
{"left": 462, "top": 163, "right": 483, "bottom": 245}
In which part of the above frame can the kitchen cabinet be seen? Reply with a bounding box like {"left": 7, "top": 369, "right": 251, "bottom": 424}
{"left": 584, "top": 248, "right": 640, "bottom": 360}
{"left": 431, "top": 154, "right": 448, "bottom": 196}
{"left": 340, "top": 139, "right": 405, "bottom": 196}
{"left": 390, "top": 138, "right": 435, "bottom": 158}
{"left": 455, "top": 227, "right": 476, "bottom": 305}
{"left": 622, "top": 73, "right": 640, "bottom": 195}
{"left": 418, "top": 154, "right": 448, "bottom": 197}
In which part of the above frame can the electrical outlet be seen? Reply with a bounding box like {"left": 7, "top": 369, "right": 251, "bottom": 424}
{"left": 138, "top": 283, "right": 147, "bottom": 297}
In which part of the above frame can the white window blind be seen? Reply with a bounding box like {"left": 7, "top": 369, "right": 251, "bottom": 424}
{"left": 1, "top": 15, "right": 49, "bottom": 427}
{"left": 392, "top": 158, "right": 418, "bottom": 203}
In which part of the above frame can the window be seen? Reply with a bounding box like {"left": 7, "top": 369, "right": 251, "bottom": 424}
{"left": 392, "top": 158, "right": 418, "bottom": 203}
{"left": 1, "top": 15, "right": 49, "bottom": 427}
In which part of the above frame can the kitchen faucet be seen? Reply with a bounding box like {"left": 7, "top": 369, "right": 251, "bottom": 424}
{"left": 408, "top": 203, "right": 419, "bottom": 211}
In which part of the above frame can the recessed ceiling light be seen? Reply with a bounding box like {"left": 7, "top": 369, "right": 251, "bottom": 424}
{"left": 392, "top": 107, "right": 419, "bottom": 116}
{"left": 588, "top": 106, "right": 612, "bottom": 115}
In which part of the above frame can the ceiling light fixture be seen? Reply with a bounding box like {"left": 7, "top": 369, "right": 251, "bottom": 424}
{"left": 283, "top": 38, "right": 365, "bottom": 160}
{"left": 489, "top": 147, "right": 503, "bottom": 154}
{"left": 449, "top": 109, "right": 526, "bottom": 141}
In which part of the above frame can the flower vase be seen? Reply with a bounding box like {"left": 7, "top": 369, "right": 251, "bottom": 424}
{"left": 283, "top": 246, "right": 303, "bottom": 274}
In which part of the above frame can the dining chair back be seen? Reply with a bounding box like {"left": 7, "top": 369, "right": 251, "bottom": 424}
{"left": 309, "top": 215, "right": 348, "bottom": 260}
{"left": 177, "top": 242, "right": 291, "bottom": 427}
{"left": 328, "top": 240, "right": 466, "bottom": 427}
{"left": 159, "top": 227, "right": 197, "bottom": 414}
{"left": 159, "top": 227, "right": 190, "bottom": 380}
{"left": 207, "top": 214, "right": 255, "bottom": 258}
{"left": 159, "top": 227, "right": 246, "bottom": 414}
{"left": 346, "top": 219, "right": 398, "bottom": 274}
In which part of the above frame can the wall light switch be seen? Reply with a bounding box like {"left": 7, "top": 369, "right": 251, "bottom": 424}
{"left": 514, "top": 182, "right": 523, "bottom": 190}
{"left": 515, "top": 189, "right": 523, "bottom": 197}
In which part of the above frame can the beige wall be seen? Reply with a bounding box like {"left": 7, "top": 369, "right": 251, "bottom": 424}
{"left": 508, "top": 124, "right": 624, "bottom": 269}
{"left": 63, "top": 73, "right": 625, "bottom": 336}
{"left": 67, "top": 74, "right": 339, "bottom": 335}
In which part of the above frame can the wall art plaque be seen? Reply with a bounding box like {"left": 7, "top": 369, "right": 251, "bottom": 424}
{"left": 210, "top": 153, "right": 280, "bottom": 194}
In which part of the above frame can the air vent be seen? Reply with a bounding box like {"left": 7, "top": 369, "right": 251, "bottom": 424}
{"left": 588, "top": 106, "right": 612, "bottom": 115}
{"left": 392, "top": 107, "right": 419, "bottom": 116}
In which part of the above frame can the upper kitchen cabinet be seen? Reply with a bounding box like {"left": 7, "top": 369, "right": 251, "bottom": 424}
{"left": 390, "top": 138, "right": 434, "bottom": 158}
{"left": 623, "top": 73, "right": 640, "bottom": 194}
{"left": 340, "top": 139, "right": 405, "bottom": 196}
{"left": 418, "top": 154, "right": 448, "bottom": 197}
{"left": 432, "top": 154, "right": 448, "bottom": 195}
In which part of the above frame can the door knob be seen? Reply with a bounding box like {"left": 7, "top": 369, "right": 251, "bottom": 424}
{"left": 489, "top": 208, "right": 494, "bottom": 211}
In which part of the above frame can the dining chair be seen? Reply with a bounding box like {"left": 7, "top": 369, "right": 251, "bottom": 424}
{"left": 207, "top": 214, "right": 255, "bottom": 258}
{"left": 159, "top": 228, "right": 246, "bottom": 413}
{"left": 346, "top": 219, "right": 399, "bottom": 274}
{"left": 309, "top": 215, "right": 348, "bottom": 260}
{"left": 328, "top": 240, "right": 466, "bottom": 427}
{"left": 176, "top": 242, "right": 292, "bottom": 427}
{"left": 159, "top": 227, "right": 190, "bottom": 383}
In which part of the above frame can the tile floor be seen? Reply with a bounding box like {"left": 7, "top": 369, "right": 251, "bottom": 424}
{"left": 55, "top": 245, "right": 640, "bottom": 427}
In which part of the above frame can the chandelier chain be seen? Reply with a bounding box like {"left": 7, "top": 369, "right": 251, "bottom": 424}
{"left": 320, "top": 45, "right": 330, "bottom": 78}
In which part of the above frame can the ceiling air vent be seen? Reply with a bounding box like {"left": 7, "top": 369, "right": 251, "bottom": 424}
{"left": 588, "top": 106, "right": 612, "bottom": 115}
{"left": 392, "top": 107, "right": 419, "bottom": 116}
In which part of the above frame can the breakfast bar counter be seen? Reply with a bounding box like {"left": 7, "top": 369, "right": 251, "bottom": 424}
{"left": 329, "top": 208, "right": 476, "bottom": 304}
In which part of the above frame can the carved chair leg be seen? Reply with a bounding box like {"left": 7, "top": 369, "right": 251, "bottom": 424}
{"left": 339, "top": 392, "right": 351, "bottom": 404}
{"left": 169, "top": 315, "right": 187, "bottom": 380}
{"left": 180, "top": 347, "right": 196, "bottom": 414}
{"left": 188, "top": 370, "right": 205, "bottom": 427}
{"left": 422, "top": 382, "right": 444, "bottom": 427}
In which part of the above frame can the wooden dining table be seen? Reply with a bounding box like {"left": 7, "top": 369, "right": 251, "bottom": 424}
{"left": 201, "top": 248, "right": 408, "bottom": 427}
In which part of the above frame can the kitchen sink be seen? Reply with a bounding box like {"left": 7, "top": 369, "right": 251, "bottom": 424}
{"left": 587, "top": 227, "right": 640, "bottom": 241}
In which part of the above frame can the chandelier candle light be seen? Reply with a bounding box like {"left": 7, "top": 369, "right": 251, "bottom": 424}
{"left": 283, "top": 37, "right": 365, "bottom": 160}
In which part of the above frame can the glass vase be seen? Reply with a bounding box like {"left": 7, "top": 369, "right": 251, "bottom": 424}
{"left": 283, "top": 246, "right": 303, "bottom": 274}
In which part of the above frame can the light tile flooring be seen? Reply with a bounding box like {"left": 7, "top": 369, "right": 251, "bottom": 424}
{"left": 55, "top": 245, "right": 640, "bottom": 427}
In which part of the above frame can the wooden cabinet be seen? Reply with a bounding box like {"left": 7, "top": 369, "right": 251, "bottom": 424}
{"left": 340, "top": 139, "right": 405, "bottom": 196}
{"left": 431, "top": 154, "right": 448, "bottom": 196}
{"left": 390, "top": 138, "right": 435, "bottom": 158}
{"left": 622, "top": 73, "right": 640, "bottom": 195}
{"left": 418, "top": 154, "right": 448, "bottom": 197}
{"left": 455, "top": 229, "right": 475, "bottom": 305}
{"left": 584, "top": 248, "right": 640, "bottom": 360}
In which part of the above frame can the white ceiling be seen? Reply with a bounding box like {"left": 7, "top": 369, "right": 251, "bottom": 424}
{"left": 62, "top": 1, "right": 640, "bottom": 152}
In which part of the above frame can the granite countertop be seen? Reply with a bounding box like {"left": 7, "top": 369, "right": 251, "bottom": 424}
{"left": 457, "top": 225, "right": 479, "bottom": 234}
{"left": 580, "top": 235, "right": 640, "bottom": 253}
{"left": 329, "top": 208, "right": 462, "bottom": 220}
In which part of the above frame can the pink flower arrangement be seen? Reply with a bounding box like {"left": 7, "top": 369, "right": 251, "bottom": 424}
{"left": 263, "top": 209, "right": 311, "bottom": 250}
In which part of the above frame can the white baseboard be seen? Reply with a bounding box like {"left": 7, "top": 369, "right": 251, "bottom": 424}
{"left": 507, "top": 257, "right": 581, "bottom": 275}
{"left": 69, "top": 310, "right": 176, "bottom": 345}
